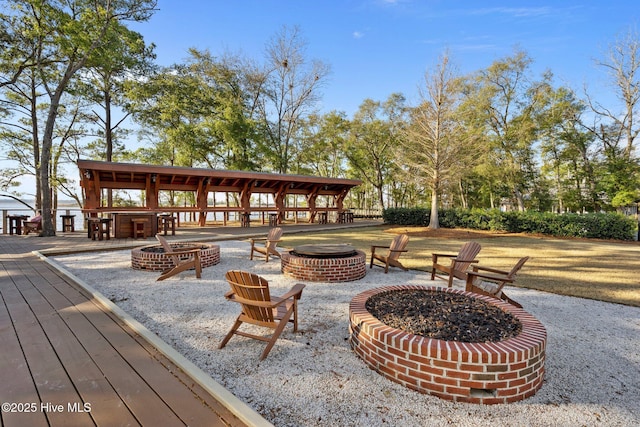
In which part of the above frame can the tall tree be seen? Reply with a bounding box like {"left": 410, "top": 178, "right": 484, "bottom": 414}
{"left": 295, "top": 111, "right": 349, "bottom": 177}
{"left": 78, "top": 24, "right": 155, "bottom": 161}
{"left": 192, "top": 50, "right": 263, "bottom": 171}
{"left": 585, "top": 27, "right": 640, "bottom": 206}
{"left": 463, "top": 50, "right": 547, "bottom": 211}
{"left": 72, "top": 22, "right": 155, "bottom": 207}
{"left": 0, "top": 68, "right": 43, "bottom": 202}
{"left": 0, "top": 0, "right": 157, "bottom": 236}
{"left": 126, "top": 49, "right": 262, "bottom": 172}
{"left": 399, "top": 52, "right": 478, "bottom": 228}
{"left": 257, "top": 25, "right": 330, "bottom": 173}
{"left": 125, "top": 64, "right": 216, "bottom": 168}
{"left": 345, "top": 94, "right": 406, "bottom": 210}
{"left": 537, "top": 86, "right": 602, "bottom": 212}
{"left": 0, "top": 3, "right": 40, "bottom": 88}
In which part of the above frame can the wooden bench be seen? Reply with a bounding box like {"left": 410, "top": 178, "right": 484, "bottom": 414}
{"left": 23, "top": 219, "right": 42, "bottom": 235}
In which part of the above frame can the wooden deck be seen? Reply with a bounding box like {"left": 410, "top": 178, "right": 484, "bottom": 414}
{"left": 1, "top": 220, "right": 381, "bottom": 426}
{"left": 0, "top": 231, "right": 269, "bottom": 426}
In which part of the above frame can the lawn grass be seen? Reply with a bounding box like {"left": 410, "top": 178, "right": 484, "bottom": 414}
{"left": 280, "top": 225, "right": 640, "bottom": 307}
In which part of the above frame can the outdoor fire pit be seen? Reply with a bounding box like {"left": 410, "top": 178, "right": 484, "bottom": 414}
{"left": 349, "top": 285, "right": 546, "bottom": 404}
{"left": 281, "top": 244, "right": 366, "bottom": 282}
{"left": 131, "top": 242, "right": 220, "bottom": 271}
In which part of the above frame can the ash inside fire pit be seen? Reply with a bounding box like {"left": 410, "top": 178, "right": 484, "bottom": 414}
{"left": 365, "top": 289, "right": 522, "bottom": 342}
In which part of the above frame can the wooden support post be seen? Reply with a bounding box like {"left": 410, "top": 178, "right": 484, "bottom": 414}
{"left": 146, "top": 174, "right": 159, "bottom": 210}
{"left": 306, "top": 186, "right": 320, "bottom": 223}
{"left": 239, "top": 181, "right": 252, "bottom": 224}
{"left": 197, "top": 177, "right": 210, "bottom": 227}
{"left": 274, "top": 183, "right": 287, "bottom": 224}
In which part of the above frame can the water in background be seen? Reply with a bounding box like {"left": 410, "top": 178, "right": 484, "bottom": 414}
{"left": 0, "top": 200, "right": 84, "bottom": 231}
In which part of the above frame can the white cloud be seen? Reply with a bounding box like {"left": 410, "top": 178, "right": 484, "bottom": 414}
{"left": 469, "top": 7, "right": 552, "bottom": 18}
{"left": 353, "top": 31, "right": 365, "bottom": 39}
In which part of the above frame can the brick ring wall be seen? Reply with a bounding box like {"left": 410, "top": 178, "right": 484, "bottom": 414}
{"left": 131, "top": 243, "right": 220, "bottom": 271}
{"left": 280, "top": 250, "right": 367, "bottom": 282}
{"left": 349, "top": 285, "right": 546, "bottom": 404}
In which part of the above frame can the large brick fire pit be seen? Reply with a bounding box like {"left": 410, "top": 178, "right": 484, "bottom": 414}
{"left": 281, "top": 244, "right": 367, "bottom": 282}
{"left": 349, "top": 285, "right": 546, "bottom": 404}
{"left": 131, "top": 242, "right": 220, "bottom": 271}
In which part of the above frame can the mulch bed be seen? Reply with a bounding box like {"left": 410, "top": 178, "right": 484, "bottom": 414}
{"left": 384, "top": 226, "right": 506, "bottom": 239}
{"left": 365, "top": 289, "right": 522, "bottom": 343}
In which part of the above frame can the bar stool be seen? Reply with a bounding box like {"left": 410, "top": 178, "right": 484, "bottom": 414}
{"left": 131, "top": 218, "right": 148, "bottom": 239}
{"left": 268, "top": 213, "right": 278, "bottom": 227}
{"left": 157, "top": 215, "right": 176, "bottom": 236}
{"left": 241, "top": 213, "right": 250, "bottom": 228}
{"left": 88, "top": 218, "right": 110, "bottom": 241}
{"left": 8, "top": 215, "right": 28, "bottom": 235}
{"left": 87, "top": 218, "right": 99, "bottom": 240}
{"left": 318, "top": 212, "right": 328, "bottom": 224}
{"left": 60, "top": 214, "right": 75, "bottom": 232}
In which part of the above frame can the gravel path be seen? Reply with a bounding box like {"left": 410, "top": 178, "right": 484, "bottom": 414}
{"left": 51, "top": 240, "right": 640, "bottom": 427}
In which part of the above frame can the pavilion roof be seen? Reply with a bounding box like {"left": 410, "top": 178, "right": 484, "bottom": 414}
{"left": 77, "top": 160, "right": 362, "bottom": 195}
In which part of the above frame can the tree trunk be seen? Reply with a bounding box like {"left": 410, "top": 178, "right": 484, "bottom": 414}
{"left": 514, "top": 187, "right": 526, "bottom": 211}
{"left": 40, "top": 66, "right": 78, "bottom": 236}
{"left": 458, "top": 179, "right": 468, "bottom": 209}
{"left": 429, "top": 189, "right": 440, "bottom": 229}
{"left": 40, "top": 106, "right": 57, "bottom": 236}
{"left": 30, "top": 76, "right": 41, "bottom": 212}
{"left": 376, "top": 185, "right": 385, "bottom": 211}
{"left": 105, "top": 85, "right": 114, "bottom": 207}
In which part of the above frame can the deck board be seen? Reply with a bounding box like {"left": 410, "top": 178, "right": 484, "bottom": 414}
{"left": 0, "top": 269, "right": 49, "bottom": 427}
{"left": 10, "top": 259, "right": 140, "bottom": 427}
{"left": 14, "top": 258, "right": 205, "bottom": 426}
{"left": 0, "top": 221, "right": 372, "bottom": 426}
{"left": 1, "top": 263, "right": 93, "bottom": 427}
{"left": 23, "top": 260, "right": 244, "bottom": 427}
{"left": 0, "top": 234, "right": 260, "bottom": 427}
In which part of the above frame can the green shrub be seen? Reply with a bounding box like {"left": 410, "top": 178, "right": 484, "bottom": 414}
{"left": 382, "top": 208, "right": 430, "bottom": 226}
{"left": 382, "top": 207, "right": 637, "bottom": 240}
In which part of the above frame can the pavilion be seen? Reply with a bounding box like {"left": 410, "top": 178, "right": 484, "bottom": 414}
{"left": 78, "top": 160, "right": 362, "bottom": 228}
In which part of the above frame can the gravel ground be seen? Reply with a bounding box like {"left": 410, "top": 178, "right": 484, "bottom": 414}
{"left": 51, "top": 240, "right": 640, "bottom": 427}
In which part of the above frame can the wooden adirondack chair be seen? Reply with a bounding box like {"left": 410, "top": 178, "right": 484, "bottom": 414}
{"left": 219, "top": 270, "right": 305, "bottom": 360}
{"left": 465, "top": 257, "right": 529, "bottom": 308}
{"left": 431, "top": 241, "right": 482, "bottom": 287}
{"left": 23, "top": 214, "right": 42, "bottom": 235}
{"left": 249, "top": 227, "right": 283, "bottom": 262}
{"left": 155, "top": 234, "right": 202, "bottom": 281}
{"left": 370, "top": 234, "right": 410, "bottom": 273}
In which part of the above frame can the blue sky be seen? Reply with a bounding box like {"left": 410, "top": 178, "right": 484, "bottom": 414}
{"left": 5, "top": 1, "right": 639, "bottom": 197}
{"left": 130, "top": 0, "right": 639, "bottom": 115}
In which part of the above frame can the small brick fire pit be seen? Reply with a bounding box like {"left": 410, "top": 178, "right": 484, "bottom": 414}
{"left": 349, "top": 285, "right": 546, "bottom": 404}
{"left": 281, "top": 244, "right": 366, "bottom": 282}
{"left": 131, "top": 242, "right": 220, "bottom": 271}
